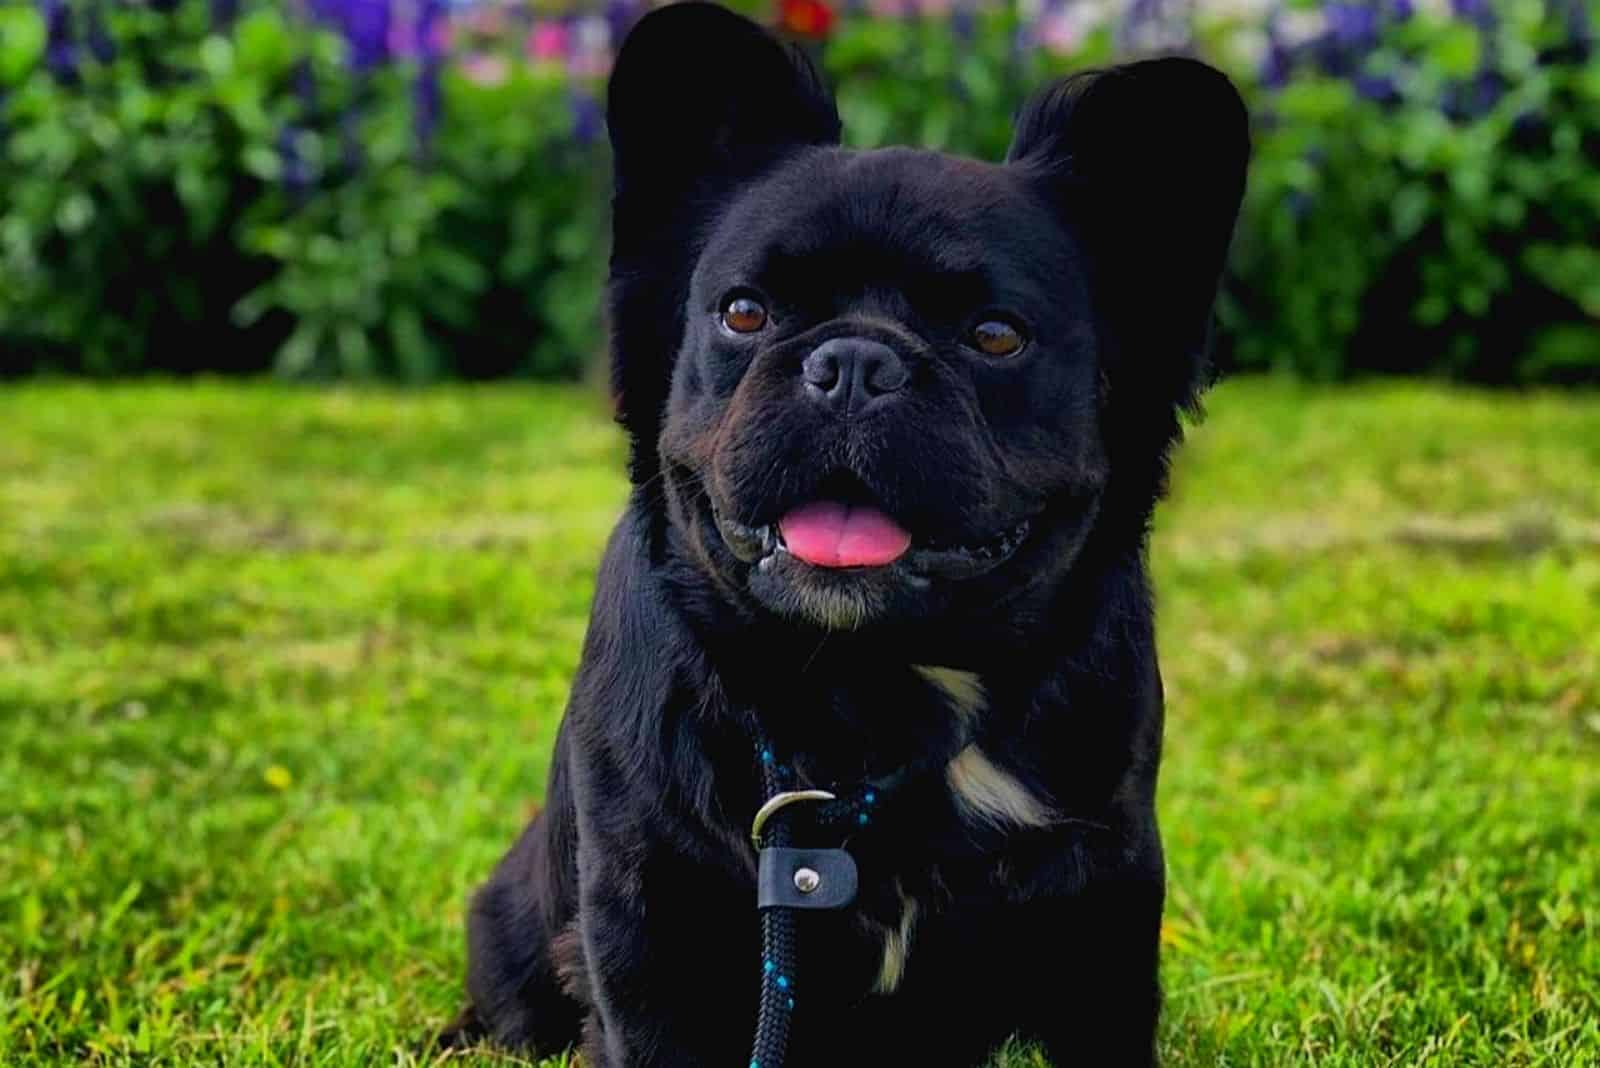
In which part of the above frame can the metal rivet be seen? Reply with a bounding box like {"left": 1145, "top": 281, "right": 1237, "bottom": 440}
{"left": 794, "top": 867, "right": 821, "bottom": 894}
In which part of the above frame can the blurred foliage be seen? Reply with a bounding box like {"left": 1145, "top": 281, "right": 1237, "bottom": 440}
{"left": 1215, "top": 0, "right": 1600, "bottom": 384}
{"left": 824, "top": 7, "right": 1083, "bottom": 161}
{"left": 1, "top": 0, "right": 1597, "bottom": 382}
{"left": 0, "top": 0, "right": 605, "bottom": 379}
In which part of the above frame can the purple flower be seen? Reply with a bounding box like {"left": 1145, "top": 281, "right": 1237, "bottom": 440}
{"left": 1471, "top": 68, "right": 1505, "bottom": 112}
{"left": 87, "top": 1, "right": 115, "bottom": 64}
{"left": 1449, "top": 0, "right": 1495, "bottom": 27}
{"left": 1354, "top": 72, "right": 1399, "bottom": 103}
{"left": 570, "top": 90, "right": 602, "bottom": 147}
{"left": 1261, "top": 22, "right": 1292, "bottom": 88}
{"left": 307, "top": 0, "right": 392, "bottom": 71}
{"left": 278, "top": 125, "right": 310, "bottom": 199}
{"left": 413, "top": 0, "right": 444, "bottom": 155}
{"left": 211, "top": 0, "right": 239, "bottom": 29}
{"left": 1325, "top": 3, "right": 1377, "bottom": 45}
{"left": 418, "top": 0, "right": 446, "bottom": 60}
{"left": 603, "top": 0, "right": 638, "bottom": 46}
{"left": 343, "top": 0, "right": 392, "bottom": 71}
{"left": 1390, "top": 0, "right": 1415, "bottom": 20}
{"left": 294, "top": 58, "right": 317, "bottom": 111}
{"left": 951, "top": 0, "right": 975, "bottom": 40}
{"left": 414, "top": 57, "right": 442, "bottom": 156}
{"left": 39, "top": 0, "right": 80, "bottom": 87}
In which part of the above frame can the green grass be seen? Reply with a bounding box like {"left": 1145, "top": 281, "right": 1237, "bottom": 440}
{"left": 2, "top": 378, "right": 1596, "bottom": 1066}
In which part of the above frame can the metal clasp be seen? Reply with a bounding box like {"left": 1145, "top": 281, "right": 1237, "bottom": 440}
{"left": 749, "top": 789, "right": 836, "bottom": 848}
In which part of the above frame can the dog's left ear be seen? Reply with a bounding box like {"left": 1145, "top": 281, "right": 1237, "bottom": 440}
{"left": 606, "top": 2, "right": 841, "bottom": 485}
{"left": 1007, "top": 58, "right": 1249, "bottom": 412}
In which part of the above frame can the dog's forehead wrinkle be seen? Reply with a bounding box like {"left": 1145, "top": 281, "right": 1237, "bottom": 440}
{"left": 733, "top": 148, "right": 1028, "bottom": 269}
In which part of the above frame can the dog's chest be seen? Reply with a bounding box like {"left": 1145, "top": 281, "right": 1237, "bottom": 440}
{"left": 777, "top": 665, "right": 1059, "bottom": 997}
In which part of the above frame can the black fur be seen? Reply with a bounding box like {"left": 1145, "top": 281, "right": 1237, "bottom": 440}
{"left": 448, "top": 4, "right": 1248, "bottom": 1065}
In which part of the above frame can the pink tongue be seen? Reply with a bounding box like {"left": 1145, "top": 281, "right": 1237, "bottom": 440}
{"left": 778, "top": 501, "right": 912, "bottom": 568}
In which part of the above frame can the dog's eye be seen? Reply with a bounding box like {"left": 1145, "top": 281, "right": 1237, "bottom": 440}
{"left": 970, "top": 319, "right": 1026, "bottom": 358}
{"left": 720, "top": 294, "right": 769, "bottom": 335}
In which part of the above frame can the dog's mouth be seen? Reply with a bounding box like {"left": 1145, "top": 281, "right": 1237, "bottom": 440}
{"left": 713, "top": 475, "right": 1034, "bottom": 582}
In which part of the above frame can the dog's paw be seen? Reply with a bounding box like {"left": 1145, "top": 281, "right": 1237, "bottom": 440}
{"left": 431, "top": 1003, "right": 489, "bottom": 1053}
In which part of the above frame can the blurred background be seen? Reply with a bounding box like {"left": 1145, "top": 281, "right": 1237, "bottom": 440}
{"left": 1, "top": 0, "right": 1598, "bottom": 382}
{"left": 2, "top": 2, "right": 1597, "bottom": 1066}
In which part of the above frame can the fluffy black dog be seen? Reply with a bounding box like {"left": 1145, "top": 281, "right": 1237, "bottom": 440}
{"left": 449, "top": 4, "right": 1248, "bottom": 1065}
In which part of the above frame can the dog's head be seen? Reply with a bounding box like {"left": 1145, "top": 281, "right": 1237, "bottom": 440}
{"left": 606, "top": 3, "right": 1248, "bottom": 636}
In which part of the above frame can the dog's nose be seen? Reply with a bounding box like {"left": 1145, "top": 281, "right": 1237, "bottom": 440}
{"left": 801, "top": 338, "right": 908, "bottom": 415}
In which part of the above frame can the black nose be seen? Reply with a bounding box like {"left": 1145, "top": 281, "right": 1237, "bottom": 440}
{"left": 801, "top": 338, "right": 909, "bottom": 415}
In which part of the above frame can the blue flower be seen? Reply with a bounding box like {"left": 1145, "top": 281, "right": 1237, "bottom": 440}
{"left": 1260, "top": 22, "right": 1292, "bottom": 88}
{"left": 87, "top": 1, "right": 115, "bottom": 65}
{"left": 295, "top": 58, "right": 317, "bottom": 110}
{"left": 415, "top": 58, "right": 442, "bottom": 156}
{"left": 277, "top": 125, "right": 310, "bottom": 200}
{"left": 950, "top": 0, "right": 975, "bottom": 41}
{"left": 39, "top": 0, "right": 80, "bottom": 87}
{"left": 1449, "top": 0, "right": 1494, "bottom": 28}
{"left": 343, "top": 0, "right": 393, "bottom": 71}
{"left": 571, "top": 91, "right": 603, "bottom": 147}
{"left": 1325, "top": 3, "right": 1377, "bottom": 45}
{"left": 1354, "top": 72, "right": 1399, "bottom": 104}
{"left": 603, "top": 0, "right": 638, "bottom": 45}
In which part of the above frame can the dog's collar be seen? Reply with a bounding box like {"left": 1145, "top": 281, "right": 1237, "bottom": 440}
{"left": 745, "top": 718, "right": 973, "bottom": 855}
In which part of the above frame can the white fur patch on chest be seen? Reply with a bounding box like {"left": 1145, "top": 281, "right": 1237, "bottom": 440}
{"left": 946, "top": 744, "right": 1057, "bottom": 829}
{"left": 912, "top": 665, "right": 986, "bottom": 722}
{"left": 873, "top": 881, "right": 919, "bottom": 994}
{"left": 913, "top": 665, "right": 1056, "bottom": 830}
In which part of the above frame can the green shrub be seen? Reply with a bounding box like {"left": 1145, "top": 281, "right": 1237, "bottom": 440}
{"left": 0, "top": 0, "right": 605, "bottom": 380}
{"left": 2, "top": 0, "right": 1596, "bottom": 383}
{"left": 1216, "top": 0, "right": 1600, "bottom": 383}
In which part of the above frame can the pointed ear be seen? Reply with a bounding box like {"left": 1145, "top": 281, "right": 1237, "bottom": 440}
{"left": 606, "top": 2, "right": 841, "bottom": 484}
{"left": 1007, "top": 58, "right": 1249, "bottom": 410}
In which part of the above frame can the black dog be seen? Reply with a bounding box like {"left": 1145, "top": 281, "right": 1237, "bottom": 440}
{"left": 448, "top": 4, "right": 1248, "bottom": 1065}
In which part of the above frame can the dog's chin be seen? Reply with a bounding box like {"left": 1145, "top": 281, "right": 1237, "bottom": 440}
{"left": 710, "top": 507, "right": 1036, "bottom": 631}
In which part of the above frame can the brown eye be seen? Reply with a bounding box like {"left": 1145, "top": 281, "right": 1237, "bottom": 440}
{"left": 721, "top": 295, "right": 768, "bottom": 334}
{"left": 971, "top": 319, "right": 1026, "bottom": 358}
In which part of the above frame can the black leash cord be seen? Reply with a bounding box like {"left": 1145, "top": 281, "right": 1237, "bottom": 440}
{"left": 751, "top": 748, "right": 798, "bottom": 1068}
{"left": 745, "top": 715, "right": 966, "bottom": 1068}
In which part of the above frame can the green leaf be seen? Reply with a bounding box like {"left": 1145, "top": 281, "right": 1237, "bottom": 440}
{"left": 1429, "top": 24, "right": 1481, "bottom": 79}
{"left": 0, "top": 6, "right": 47, "bottom": 85}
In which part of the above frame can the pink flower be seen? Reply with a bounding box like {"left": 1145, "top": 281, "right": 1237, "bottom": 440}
{"left": 528, "top": 22, "right": 569, "bottom": 62}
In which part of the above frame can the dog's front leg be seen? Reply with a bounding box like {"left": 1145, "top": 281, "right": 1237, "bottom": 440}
{"left": 573, "top": 847, "right": 756, "bottom": 1068}
{"left": 1025, "top": 875, "right": 1164, "bottom": 1068}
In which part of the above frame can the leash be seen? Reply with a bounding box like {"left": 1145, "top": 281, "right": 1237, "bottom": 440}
{"left": 744, "top": 719, "right": 973, "bottom": 1068}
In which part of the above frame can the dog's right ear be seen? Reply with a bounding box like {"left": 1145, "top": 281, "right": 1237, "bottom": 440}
{"left": 606, "top": 2, "right": 841, "bottom": 485}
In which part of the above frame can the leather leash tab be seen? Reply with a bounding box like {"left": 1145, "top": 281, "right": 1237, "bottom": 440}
{"left": 757, "top": 846, "right": 858, "bottom": 911}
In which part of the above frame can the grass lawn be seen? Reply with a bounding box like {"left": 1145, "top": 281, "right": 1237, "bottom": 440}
{"left": 2, "top": 378, "right": 1597, "bottom": 1066}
